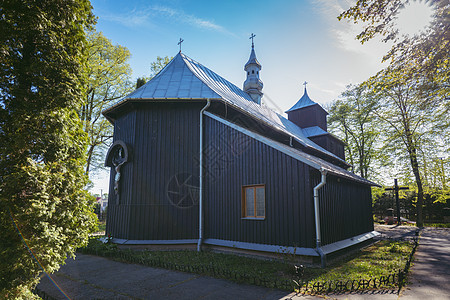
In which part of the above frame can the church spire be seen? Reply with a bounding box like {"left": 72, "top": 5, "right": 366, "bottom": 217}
{"left": 243, "top": 33, "right": 263, "bottom": 104}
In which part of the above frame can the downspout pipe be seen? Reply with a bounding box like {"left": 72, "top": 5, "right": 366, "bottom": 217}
{"left": 313, "top": 168, "right": 328, "bottom": 267}
{"left": 198, "top": 99, "right": 211, "bottom": 252}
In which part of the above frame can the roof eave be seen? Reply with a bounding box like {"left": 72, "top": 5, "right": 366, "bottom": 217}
{"left": 102, "top": 97, "right": 223, "bottom": 122}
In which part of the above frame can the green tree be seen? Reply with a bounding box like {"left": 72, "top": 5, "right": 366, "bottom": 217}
{"left": 81, "top": 30, "right": 133, "bottom": 174}
{"left": 369, "top": 67, "right": 443, "bottom": 226}
{"left": 338, "top": 0, "right": 449, "bottom": 102}
{"left": 136, "top": 77, "right": 147, "bottom": 89}
{"left": 0, "top": 0, "right": 97, "bottom": 297}
{"left": 328, "top": 84, "right": 380, "bottom": 179}
{"left": 135, "top": 56, "right": 173, "bottom": 88}
{"left": 339, "top": 0, "right": 449, "bottom": 227}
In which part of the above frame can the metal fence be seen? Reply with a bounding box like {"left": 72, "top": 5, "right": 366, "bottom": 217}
{"left": 293, "top": 272, "right": 402, "bottom": 295}
{"left": 42, "top": 231, "right": 419, "bottom": 297}
{"left": 292, "top": 230, "right": 420, "bottom": 295}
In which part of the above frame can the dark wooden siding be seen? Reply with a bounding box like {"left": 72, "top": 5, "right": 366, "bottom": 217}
{"left": 106, "top": 110, "right": 136, "bottom": 238}
{"left": 287, "top": 105, "right": 328, "bottom": 131}
{"left": 311, "top": 171, "right": 374, "bottom": 246}
{"left": 309, "top": 135, "right": 345, "bottom": 160}
{"left": 204, "top": 116, "right": 316, "bottom": 248}
{"left": 106, "top": 102, "right": 203, "bottom": 240}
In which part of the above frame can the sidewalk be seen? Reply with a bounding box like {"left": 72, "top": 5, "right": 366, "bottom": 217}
{"left": 36, "top": 254, "right": 291, "bottom": 300}
{"left": 400, "top": 227, "right": 450, "bottom": 300}
{"left": 37, "top": 226, "right": 450, "bottom": 300}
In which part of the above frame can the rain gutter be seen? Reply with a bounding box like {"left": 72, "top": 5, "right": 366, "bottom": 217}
{"left": 198, "top": 98, "right": 211, "bottom": 252}
{"left": 313, "top": 168, "right": 328, "bottom": 267}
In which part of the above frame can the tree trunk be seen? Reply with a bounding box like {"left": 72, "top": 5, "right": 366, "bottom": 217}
{"left": 405, "top": 130, "right": 424, "bottom": 227}
{"left": 410, "top": 151, "right": 424, "bottom": 227}
{"left": 85, "top": 145, "right": 94, "bottom": 175}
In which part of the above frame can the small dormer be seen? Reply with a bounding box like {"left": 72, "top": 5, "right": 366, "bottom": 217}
{"left": 286, "top": 85, "right": 328, "bottom": 131}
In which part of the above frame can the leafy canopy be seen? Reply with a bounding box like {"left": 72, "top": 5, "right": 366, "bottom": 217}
{"left": 0, "top": 0, "right": 97, "bottom": 297}
{"left": 338, "top": 0, "right": 449, "bottom": 98}
{"left": 81, "top": 30, "right": 133, "bottom": 175}
{"left": 328, "top": 84, "right": 380, "bottom": 180}
{"left": 337, "top": 0, "right": 449, "bottom": 226}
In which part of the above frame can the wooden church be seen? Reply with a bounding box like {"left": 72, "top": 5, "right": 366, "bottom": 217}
{"left": 102, "top": 40, "right": 379, "bottom": 265}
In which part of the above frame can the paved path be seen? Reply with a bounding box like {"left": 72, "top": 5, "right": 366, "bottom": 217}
{"left": 400, "top": 227, "right": 450, "bottom": 300}
{"left": 37, "top": 226, "right": 450, "bottom": 300}
{"left": 36, "top": 254, "right": 290, "bottom": 300}
{"left": 374, "top": 224, "right": 420, "bottom": 241}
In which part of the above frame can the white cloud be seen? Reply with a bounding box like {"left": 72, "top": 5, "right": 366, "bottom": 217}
{"left": 103, "top": 5, "right": 232, "bottom": 35}
{"left": 103, "top": 8, "right": 153, "bottom": 27}
{"left": 313, "top": 0, "right": 391, "bottom": 64}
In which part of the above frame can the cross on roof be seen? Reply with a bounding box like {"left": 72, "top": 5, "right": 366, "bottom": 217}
{"left": 303, "top": 81, "right": 308, "bottom": 89}
{"left": 249, "top": 33, "right": 256, "bottom": 48}
{"left": 178, "top": 38, "right": 184, "bottom": 52}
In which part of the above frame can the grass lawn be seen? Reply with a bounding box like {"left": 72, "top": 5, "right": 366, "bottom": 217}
{"left": 312, "top": 241, "right": 412, "bottom": 282}
{"left": 79, "top": 239, "right": 414, "bottom": 292}
{"left": 424, "top": 223, "right": 450, "bottom": 228}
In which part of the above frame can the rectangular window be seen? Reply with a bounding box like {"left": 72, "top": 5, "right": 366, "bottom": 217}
{"left": 242, "top": 185, "right": 265, "bottom": 219}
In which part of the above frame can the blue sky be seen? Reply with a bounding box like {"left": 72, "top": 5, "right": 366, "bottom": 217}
{"left": 91, "top": 0, "right": 391, "bottom": 107}
{"left": 89, "top": 0, "right": 434, "bottom": 194}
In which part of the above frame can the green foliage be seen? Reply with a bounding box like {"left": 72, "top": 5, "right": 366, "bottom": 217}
{"left": 97, "top": 220, "right": 106, "bottom": 232}
{"left": 150, "top": 56, "right": 172, "bottom": 77}
{"left": 338, "top": 0, "right": 449, "bottom": 91}
{"left": 81, "top": 30, "right": 133, "bottom": 174}
{"left": 93, "top": 202, "right": 101, "bottom": 215}
{"left": 328, "top": 84, "right": 380, "bottom": 179}
{"left": 338, "top": 3, "right": 449, "bottom": 220}
{"left": 80, "top": 239, "right": 297, "bottom": 290}
{"left": 0, "top": 0, "right": 97, "bottom": 297}
{"left": 373, "top": 184, "right": 449, "bottom": 223}
{"left": 80, "top": 239, "right": 413, "bottom": 292}
{"left": 424, "top": 223, "right": 450, "bottom": 228}
{"left": 136, "top": 77, "right": 147, "bottom": 89}
{"left": 312, "top": 241, "right": 413, "bottom": 283}
{"left": 367, "top": 66, "right": 448, "bottom": 226}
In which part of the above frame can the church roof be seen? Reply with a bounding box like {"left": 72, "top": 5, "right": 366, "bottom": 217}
{"left": 302, "top": 126, "right": 328, "bottom": 138}
{"left": 100, "top": 52, "right": 383, "bottom": 187}
{"left": 286, "top": 88, "right": 321, "bottom": 112}
{"left": 105, "top": 52, "right": 345, "bottom": 164}
{"left": 244, "top": 46, "right": 261, "bottom": 69}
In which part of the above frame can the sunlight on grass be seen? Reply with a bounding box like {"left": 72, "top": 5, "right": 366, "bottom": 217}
{"left": 79, "top": 239, "right": 413, "bottom": 291}
{"left": 312, "top": 241, "right": 413, "bottom": 283}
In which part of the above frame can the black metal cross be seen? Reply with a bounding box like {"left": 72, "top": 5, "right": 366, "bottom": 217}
{"left": 178, "top": 38, "right": 184, "bottom": 52}
{"left": 249, "top": 33, "right": 256, "bottom": 47}
{"left": 385, "top": 179, "right": 409, "bottom": 225}
{"left": 303, "top": 81, "right": 308, "bottom": 88}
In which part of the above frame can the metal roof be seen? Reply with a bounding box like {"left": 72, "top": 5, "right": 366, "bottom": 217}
{"left": 286, "top": 88, "right": 319, "bottom": 112}
{"left": 302, "top": 126, "right": 328, "bottom": 138}
{"left": 104, "top": 52, "right": 348, "bottom": 166}
{"left": 244, "top": 46, "right": 261, "bottom": 69}
{"left": 123, "top": 54, "right": 221, "bottom": 99}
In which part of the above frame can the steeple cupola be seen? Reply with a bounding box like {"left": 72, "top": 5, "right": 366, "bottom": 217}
{"left": 286, "top": 83, "right": 346, "bottom": 160}
{"left": 286, "top": 83, "right": 328, "bottom": 131}
{"left": 243, "top": 34, "right": 263, "bottom": 104}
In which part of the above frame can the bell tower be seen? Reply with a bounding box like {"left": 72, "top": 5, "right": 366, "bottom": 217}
{"left": 243, "top": 33, "right": 263, "bottom": 104}
{"left": 286, "top": 82, "right": 345, "bottom": 160}
{"left": 286, "top": 82, "right": 328, "bottom": 131}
